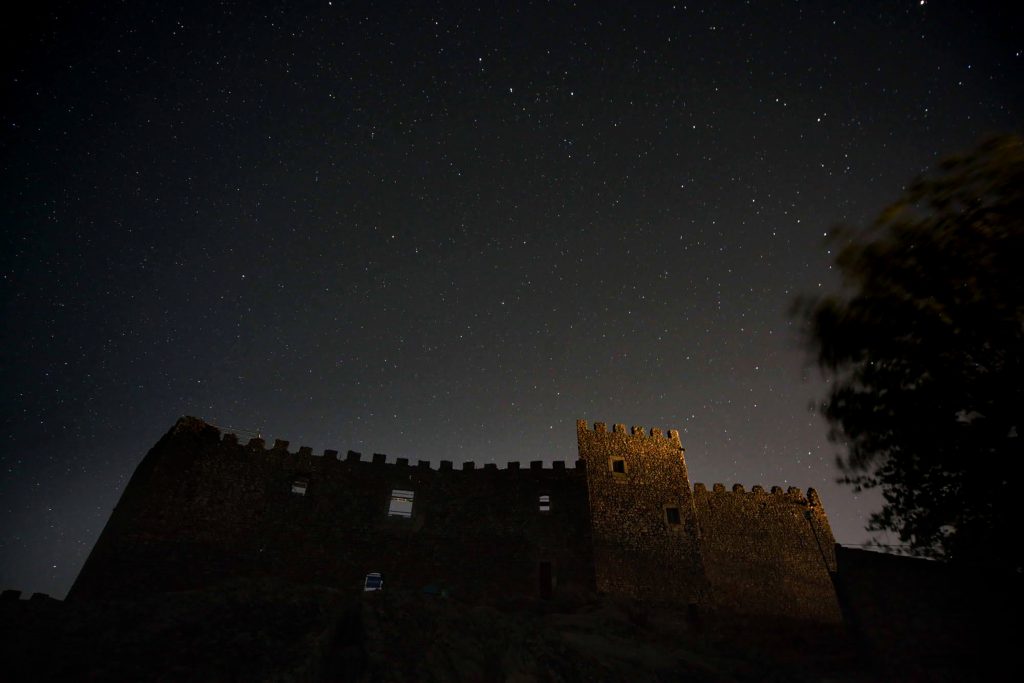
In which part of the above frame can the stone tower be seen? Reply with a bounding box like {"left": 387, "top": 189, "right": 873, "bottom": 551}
{"left": 576, "top": 420, "right": 707, "bottom": 603}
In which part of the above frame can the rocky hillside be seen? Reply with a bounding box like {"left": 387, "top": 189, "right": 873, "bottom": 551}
{"left": 0, "top": 578, "right": 976, "bottom": 682}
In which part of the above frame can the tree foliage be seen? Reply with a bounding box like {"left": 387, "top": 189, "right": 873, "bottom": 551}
{"left": 799, "top": 134, "right": 1024, "bottom": 571}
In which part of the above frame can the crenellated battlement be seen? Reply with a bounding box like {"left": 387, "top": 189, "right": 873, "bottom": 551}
{"left": 200, "top": 418, "right": 583, "bottom": 472}
{"left": 577, "top": 419, "right": 682, "bottom": 445}
{"left": 693, "top": 482, "right": 822, "bottom": 505}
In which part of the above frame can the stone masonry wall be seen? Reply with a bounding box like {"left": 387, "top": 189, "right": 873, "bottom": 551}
{"left": 70, "top": 417, "right": 595, "bottom": 601}
{"left": 71, "top": 415, "right": 848, "bottom": 629}
{"left": 575, "top": 420, "right": 706, "bottom": 604}
{"left": 692, "top": 483, "right": 842, "bottom": 623}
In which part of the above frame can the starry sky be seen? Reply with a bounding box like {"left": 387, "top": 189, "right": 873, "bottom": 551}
{"left": 2, "top": 1, "right": 1020, "bottom": 599}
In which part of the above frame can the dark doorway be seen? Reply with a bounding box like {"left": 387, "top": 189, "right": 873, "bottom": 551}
{"left": 538, "top": 561, "right": 553, "bottom": 599}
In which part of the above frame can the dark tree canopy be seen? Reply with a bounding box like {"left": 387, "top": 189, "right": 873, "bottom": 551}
{"left": 799, "top": 134, "right": 1024, "bottom": 571}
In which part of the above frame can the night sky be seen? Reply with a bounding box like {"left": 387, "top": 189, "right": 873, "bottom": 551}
{"left": 2, "top": 1, "right": 1020, "bottom": 599}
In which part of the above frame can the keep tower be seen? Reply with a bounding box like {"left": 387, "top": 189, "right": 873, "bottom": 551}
{"left": 576, "top": 420, "right": 707, "bottom": 603}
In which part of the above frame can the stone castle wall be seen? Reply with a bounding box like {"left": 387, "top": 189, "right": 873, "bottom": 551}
{"left": 71, "top": 416, "right": 840, "bottom": 626}
{"left": 692, "top": 482, "right": 841, "bottom": 623}
{"left": 70, "top": 417, "right": 595, "bottom": 601}
{"left": 576, "top": 420, "right": 706, "bottom": 604}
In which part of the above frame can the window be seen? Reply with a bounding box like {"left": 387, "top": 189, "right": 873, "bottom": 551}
{"left": 291, "top": 477, "right": 309, "bottom": 496}
{"left": 364, "top": 572, "right": 383, "bottom": 592}
{"left": 665, "top": 506, "right": 681, "bottom": 525}
{"left": 538, "top": 494, "right": 551, "bottom": 512}
{"left": 609, "top": 456, "right": 626, "bottom": 474}
{"left": 388, "top": 489, "right": 414, "bottom": 518}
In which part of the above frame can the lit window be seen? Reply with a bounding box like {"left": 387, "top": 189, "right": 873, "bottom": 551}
{"left": 291, "top": 477, "right": 309, "bottom": 496}
{"left": 388, "top": 489, "right": 414, "bottom": 518}
{"left": 665, "top": 507, "right": 681, "bottom": 525}
{"left": 364, "top": 572, "right": 383, "bottom": 592}
{"left": 609, "top": 457, "right": 626, "bottom": 474}
{"left": 539, "top": 494, "right": 550, "bottom": 512}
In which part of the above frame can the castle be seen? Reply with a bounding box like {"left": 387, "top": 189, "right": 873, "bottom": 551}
{"left": 69, "top": 416, "right": 843, "bottom": 625}
{"left": 6, "top": 416, "right": 1001, "bottom": 681}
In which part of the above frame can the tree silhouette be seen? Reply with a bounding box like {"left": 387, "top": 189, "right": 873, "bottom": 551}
{"left": 798, "top": 134, "right": 1024, "bottom": 571}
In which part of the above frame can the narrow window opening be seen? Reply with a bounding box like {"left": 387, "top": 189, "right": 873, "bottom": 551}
{"left": 388, "top": 489, "right": 414, "bottom": 518}
{"left": 291, "top": 477, "right": 309, "bottom": 496}
{"left": 538, "top": 494, "right": 551, "bottom": 512}
{"left": 665, "top": 506, "right": 681, "bottom": 525}
{"left": 609, "top": 457, "right": 626, "bottom": 474}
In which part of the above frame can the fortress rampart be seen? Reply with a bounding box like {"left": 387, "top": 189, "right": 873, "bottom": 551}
{"left": 70, "top": 417, "right": 595, "bottom": 602}
{"left": 692, "top": 482, "right": 840, "bottom": 622}
{"left": 69, "top": 417, "right": 842, "bottom": 625}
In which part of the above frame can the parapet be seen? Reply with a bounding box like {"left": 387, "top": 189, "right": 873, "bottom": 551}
{"left": 577, "top": 419, "right": 682, "bottom": 446}
{"left": 176, "top": 417, "right": 584, "bottom": 474}
{"left": 693, "top": 482, "right": 820, "bottom": 505}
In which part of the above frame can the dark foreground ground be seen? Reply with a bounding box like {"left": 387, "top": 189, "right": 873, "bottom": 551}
{"left": 0, "top": 578, "right": 1008, "bottom": 682}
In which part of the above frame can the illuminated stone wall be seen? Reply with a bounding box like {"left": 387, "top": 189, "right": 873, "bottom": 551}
{"left": 575, "top": 420, "right": 707, "bottom": 604}
{"left": 692, "top": 482, "right": 842, "bottom": 623}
